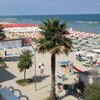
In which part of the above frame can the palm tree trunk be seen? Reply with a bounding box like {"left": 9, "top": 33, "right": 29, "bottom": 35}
{"left": 24, "top": 69, "right": 26, "bottom": 80}
{"left": 51, "top": 53, "right": 56, "bottom": 100}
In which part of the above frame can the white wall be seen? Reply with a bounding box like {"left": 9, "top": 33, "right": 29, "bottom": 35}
{"left": 0, "top": 39, "right": 22, "bottom": 49}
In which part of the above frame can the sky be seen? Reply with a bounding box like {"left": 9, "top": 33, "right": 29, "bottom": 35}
{"left": 0, "top": 0, "right": 100, "bottom": 15}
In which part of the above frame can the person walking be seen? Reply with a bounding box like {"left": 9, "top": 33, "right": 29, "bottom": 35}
{"left": 5, "top": 50, "right": 7, "bottom": 56}
{"left": 39, "top": 63, "right": 46, "bottom": 77}
{"left": 57, "top": 83, "right": 62, "bottom": 92}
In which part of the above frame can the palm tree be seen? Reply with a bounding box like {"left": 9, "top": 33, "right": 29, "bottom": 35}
{"left": 18, "top": 50, "right": 33, "bottom": 80}
{"left": 0, "top": 24, "right": 6, "bottom": 40}
{"left": 0, "top": 56, "right": 7, "bottom": 68}
{"left": 0, "top": 24, "right": 6, "bottom": 68}
{"left": 35, "top": 19, "right": 73, "bottom": 99}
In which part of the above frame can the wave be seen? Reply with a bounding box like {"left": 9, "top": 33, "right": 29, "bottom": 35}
{"left": 75, "top": 21, "right": 100, "bottom": 24}
{"left": 4, "top": 18, "right": 17, "bottom": 20}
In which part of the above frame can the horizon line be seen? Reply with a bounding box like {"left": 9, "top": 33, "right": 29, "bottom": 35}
{"left": 0, "top": 13, "right": 100, "bottom": 16}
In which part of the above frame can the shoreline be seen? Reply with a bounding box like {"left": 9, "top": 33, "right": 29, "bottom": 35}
{"left": 0, "top": 22, "right": 99, "bottom": 40}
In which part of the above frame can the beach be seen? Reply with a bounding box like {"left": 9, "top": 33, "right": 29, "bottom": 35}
{"left": 0, "top": 48, "right": 93, "bottom": 100}
{"left": 0, "top": 22, "right": 100, "bottom": 100}
{"left": 0, "top": 41, "right": 99, "bottom": 100}
{"left": 0, "top": 0, "right": 100, "bottom": 98}
{"left": 0, "top": 22, "right": 99, "bottom": 40}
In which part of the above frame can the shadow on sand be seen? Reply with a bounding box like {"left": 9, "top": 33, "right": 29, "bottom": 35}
{"left": 36, "top": 84, "right": 51, "bottom": 91}
{"left": 0, "top": 67, "right": 16, "bottom": 83}
{"left": 32, "top": 75, "right": 50, "bottom": 83}
{"left": 32, "top": 75, "right": 50, "bottom": 91}
{"left": 3, "top": 56, "right": 19, "bottom": 62}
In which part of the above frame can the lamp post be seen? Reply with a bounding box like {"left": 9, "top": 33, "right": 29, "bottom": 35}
{"left": 30, "top": 42, "right": 37, "bottom": 91}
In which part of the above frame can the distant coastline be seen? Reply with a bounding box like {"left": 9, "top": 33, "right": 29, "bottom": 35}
{"left": 0, "top": 13, "right": 100, "bottom": 16}
{"left": 75, "top": 21, "right": 100, "bottom": 24}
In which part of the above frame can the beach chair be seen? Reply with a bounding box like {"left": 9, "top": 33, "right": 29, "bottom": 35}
{"left": 56, "top": 72, "right": 67, "bottom": 81}
{"left": 81, "top": 61, "right": 91, "bottom": 67}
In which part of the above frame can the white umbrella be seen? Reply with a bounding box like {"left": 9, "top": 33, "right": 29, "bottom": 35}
{"left": 74, "top": 51, "right": 85, "bottom": 55}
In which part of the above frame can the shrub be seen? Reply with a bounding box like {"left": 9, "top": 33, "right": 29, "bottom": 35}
{"left": 16, "top": 79, "right": 34, "bottom": 86}
{"left": 63, "top": 84, "right": 69, "bottom": 90}
{"left": 84, "top": 83, "right": 100, "bottom": 100}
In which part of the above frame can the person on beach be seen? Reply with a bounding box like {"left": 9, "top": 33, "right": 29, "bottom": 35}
{"left": 57, "top": 83, "right": 62, "bottom": 92}
{"left": 78, "top": 54, "right": 82, "bottom": 61}
{"left": 5, "top": 50, "right": 7, "bottom": 56}
{"left": 39, "top": 63, "right": 46, "bottom": 77}
{"left": 88, "top": 57, "right": 97, "bottom": 68}
{"left": 89, "top": 56, "right": 93, "bottom": 66}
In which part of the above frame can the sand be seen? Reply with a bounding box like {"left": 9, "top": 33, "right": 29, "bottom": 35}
{"left": 0, "top": 47, "right": 93, "bottom": 100}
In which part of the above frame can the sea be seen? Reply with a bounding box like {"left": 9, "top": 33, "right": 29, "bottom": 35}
{"left": 0, "top": 14, "right": 100, "bottom": 34}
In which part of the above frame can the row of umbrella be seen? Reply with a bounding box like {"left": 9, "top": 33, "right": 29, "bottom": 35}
{"left": 4, "top": 27, "right": 41, "bottom": 33}
{"left": 5, "top": 32, "right": 42, "bottom": 39}
{"left": 2, "top": 23, "right": 38, "bottom": 28}
{"left": 69, "top": 31, "right": 97, "bottom": 37}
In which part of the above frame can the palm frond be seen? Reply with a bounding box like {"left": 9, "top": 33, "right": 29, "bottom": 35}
{"left": 0, "top": 24, "right": 6, "bottom": 40}
{"left": 35, "top": 19, "right": 73, "bottom": 55}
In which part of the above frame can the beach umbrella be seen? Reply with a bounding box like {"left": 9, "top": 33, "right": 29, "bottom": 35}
{"left": 74, "top": 51, "right": 85, "bottom": 55}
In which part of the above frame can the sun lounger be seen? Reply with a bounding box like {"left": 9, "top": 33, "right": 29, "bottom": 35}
{"left": 81, "top": 61, "right": 91, "bottom": 67}
{"left": 56, "top": 72, "right": 67, "bottom": 81}
{"left": 81, "top": 61, "right": 87, "bottom": 66}
{"left": 76, "top": 54, "right": 88, "bottom": 61}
